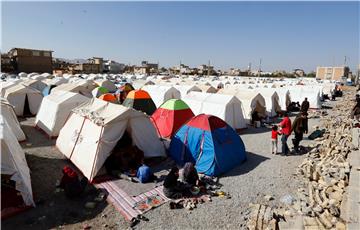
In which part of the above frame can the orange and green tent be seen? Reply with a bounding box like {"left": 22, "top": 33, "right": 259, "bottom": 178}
{"left": 151, "top": 99, "right": 194, "bottom": 138}
{"left": 99, "top": 93, "right": 117, "bottom": 103}
{"left": 122, "top": 90, "right": 156, "bottom": 115}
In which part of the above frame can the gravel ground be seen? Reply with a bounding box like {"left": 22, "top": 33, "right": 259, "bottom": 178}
{"left": 2, "top": 99, "right": 339, "bottom": 230}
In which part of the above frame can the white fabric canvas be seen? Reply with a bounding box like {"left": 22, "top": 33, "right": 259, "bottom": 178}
{"left": 0, "top": 116, "right": 34, "bottom": 206}
{"left": 95, "top": 79, "right": 117, "bottom": 92}
{"left": 289, "top": 86, "right": 322, "bottom": 109}
{"left": 3, "top": 84, "right": 43, "bottom": 116}
{"left": 56, "top": 98, "right": 166, "bottom": 180}
{"left": 219, "top": 88, "right": 266, "bottom": 123}
{"left": 35, "top": 91, "right": 90, "bottom": 137}
{"left": 22, "top": 79, "right": 47, "bottom": 92}
{"left": 173, "top": 85, "right": 201, "bottom": 97}
{"left": 141, "top": 85, "right": 181, "bottom": 107}
{"left": 274, "top": 88, "right": 291, "bottom": 111}
{"left": 252, "top": 88, "right": 281, "bottom": 117}
{"left": 182, "top": 92, "right": 247, "bottom": 129}
{"left": 0, "top": 98, "right": 26, "bottom": 141}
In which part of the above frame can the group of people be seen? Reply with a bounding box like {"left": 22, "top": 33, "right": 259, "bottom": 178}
{"left": 271, "top": 98, "right": 309, "bottom": 155}
{"left": 163, "top": 163, "right": 201, "bottom": 199}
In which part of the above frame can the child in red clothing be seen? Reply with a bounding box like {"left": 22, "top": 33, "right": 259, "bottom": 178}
{"left": 59, "top": 166, "right": 88, "bottom": 198}
{"left": 271, "top": 125, "right": 280, "bottom": 154}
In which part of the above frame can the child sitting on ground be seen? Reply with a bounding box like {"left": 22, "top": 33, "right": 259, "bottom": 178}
{"left": 271, "top": 125, "right": 280, "bottom": 154}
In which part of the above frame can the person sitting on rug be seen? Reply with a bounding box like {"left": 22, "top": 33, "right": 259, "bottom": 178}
{"left": 181, "top": 162, "right": 200, "bottom": 187}
{"left": 163, "top": 167, "right": 186, "bottom": 199}
{"left": 136, "top": 162, "right": 157, "bottom": 183}
{"left": 58, "top": 166, "right": 88, "bottom": 198}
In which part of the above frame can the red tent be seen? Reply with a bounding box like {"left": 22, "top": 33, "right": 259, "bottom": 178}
{"left": 151, "top": 99, "right": 194, "bottom": 138}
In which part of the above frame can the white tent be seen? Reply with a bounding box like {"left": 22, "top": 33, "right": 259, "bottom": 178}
{"left": 173, "top": 85, "right": 201, "bottom": 97}
{"left": 95, "top": 79, "right": 117, "bottom": 92}
{"left": 22, "top": 79, "right": 48, "bottom": 92}
{"left": 218, "top": 88, "right": 266, "bottom": 123}
{"left": 0, "top": 116, "right": 35, "bottom": 207}
{"left": 0, "top": 98, "right": 26, "bottom": 141}
{"left": 35, "top": 91, "right": 90, "bottom": 137}
{"left": 56, "top": 98, "right": 166, "bottom": 181}
{"left": 196, "top": 85, "right": 218, "bottom": 93}
{"left": 51, "top": 82, "right": 95, "bottom": 98}
{"left": 43, "top": 77, "right": 69, "bottom": 86}
{"left": 288, "top": 86, "right": 322, "bottom": 109}
{"left": 3, "top": 84, "right": 43, "bottom": 116}
{"left": 182, "top": 92, "right": 247, "bottom": 129}
{"left": 0, "top": 79, "right": 23, "bottom": 97}
{"left": 252, "top": 88, "right": 281, "bottom": 117}
{"left": 141, "top": 85, "right": 181, "bottom": 107}
{"left": 274, "top": 87, "right": 291, "bottom": 111}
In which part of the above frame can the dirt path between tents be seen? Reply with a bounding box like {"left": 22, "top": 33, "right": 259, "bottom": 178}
{"left": 2, "top": 96, "right": 344, "bottom": 230}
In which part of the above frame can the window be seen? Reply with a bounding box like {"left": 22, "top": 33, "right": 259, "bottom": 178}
{"left": 32, "top": 51, "right": 40, "bottom": 56}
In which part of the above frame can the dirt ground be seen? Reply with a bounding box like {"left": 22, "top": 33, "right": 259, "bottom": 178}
{"left": 2, "top": 97, "right": 341, "bottom": 230}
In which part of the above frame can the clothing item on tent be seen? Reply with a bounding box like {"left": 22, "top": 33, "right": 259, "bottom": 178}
{"left": 118, "top": 83, "right": 135, "bottom": 94}
{"left": 92, "top": 86, "right": 109, "bottom": 98}
{"left": 56, "top": 98, "right": 165, "bottom": 181}
{"left": 42, "top": 85, "right": 57, "bottom": 96}
{"left": 115, "top": 83, "right": 135, "bottom": 104}
{"left": 169, "top": 114, "right": 246, "bottom": 176}
{"left": 0, "top": 98, "right": 26, "bottom": 141}
{"left": 151, "top": 99, "right": 195, "bottom": 138}
{"left": 122, "top": 90, "right": 157, "bottom": 116}
{"left": 99, "top": 93, "right": 117, "bottom": 103}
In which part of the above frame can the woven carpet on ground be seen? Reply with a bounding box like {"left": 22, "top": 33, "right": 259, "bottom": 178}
{"left": 94, "top": 180, "right": 170, "bottom": 221}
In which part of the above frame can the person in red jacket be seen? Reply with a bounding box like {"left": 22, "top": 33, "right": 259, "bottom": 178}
{"left": 278, "top": 113, "right": 292, "bottom": 155}
{"left": 58, "top": 166, "right": 88, "bottom": 198}
{"left": 271, "top": 125, "right": 280, "bottom": 154}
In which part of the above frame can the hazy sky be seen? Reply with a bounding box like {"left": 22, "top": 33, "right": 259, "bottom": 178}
{"left": 2, "top": 1, "right": 359, "bottom": 72}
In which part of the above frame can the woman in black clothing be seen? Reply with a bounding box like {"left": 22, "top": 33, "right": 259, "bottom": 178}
{"left": 163, "top": 167, "right": 185, "bottom": 199}
{"left": 182, "top": 162, "right": 199, "bottom": 186}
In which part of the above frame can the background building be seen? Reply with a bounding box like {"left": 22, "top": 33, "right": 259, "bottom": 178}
{"left": 103, "top": 60, "right": 125, "bottom": 73}
{"left": 7, "top": 48, "right": 53, "bottom": 73}
{"left": 316, "top": 66, "right": 349, "bottom": 81}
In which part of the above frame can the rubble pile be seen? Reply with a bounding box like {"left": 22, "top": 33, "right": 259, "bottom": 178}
{"left": 292, "top": 95, "right": 354, "bottom": 229}
{"left": 246, "top": 204, "right": 278, "bottom": 230}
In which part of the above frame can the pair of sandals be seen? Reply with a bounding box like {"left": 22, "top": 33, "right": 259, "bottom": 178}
{"left": 130, "top": 215, "right": 149, "bottom": 228}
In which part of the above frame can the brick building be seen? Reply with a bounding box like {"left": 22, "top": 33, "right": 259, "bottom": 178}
{"left": 7, "top": 48, "right": 53, "bottom": 73}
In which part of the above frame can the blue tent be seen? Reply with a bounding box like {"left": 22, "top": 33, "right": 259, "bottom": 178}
{"left": 42, "top": 85, "right": 57, "bottom": 96}
{"left": 169, "top": 114, "right": 246, "bottom": 176}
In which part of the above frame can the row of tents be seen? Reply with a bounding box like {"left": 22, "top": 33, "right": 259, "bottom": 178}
{"left": 55, "top": 98, "right": 247, "bottom": 180}
{"left": 0, "top": 73, "right": 339, "bottom": 220}
{"left": 1, "top": 76, "right": 325, "bottom": 138}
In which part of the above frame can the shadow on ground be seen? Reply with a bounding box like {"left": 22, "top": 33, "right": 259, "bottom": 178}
{"left": 20, "top": 124, "right": 56, "bottom": 148}
{"left": 222, "top": 151, "right": 270, "bottom": 178}
{"left": 2, "top": 154, "right": 107, "bottom": 230}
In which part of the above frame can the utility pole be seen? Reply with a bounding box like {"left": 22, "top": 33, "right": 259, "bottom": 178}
{"left": 157, "top": 61, "right": 159, "bottom": 75}
{"left": 258, "top": 58, "right": 262, "bottom": 77}
{"left": 208, "top": 60, "right": 210, "bottom": 77}
{"left": 344, "top": 56, "right": 347, "bottom": 66}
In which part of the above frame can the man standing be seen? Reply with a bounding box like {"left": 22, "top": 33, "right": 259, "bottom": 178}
{"left": 300, "top": 98, "right": 310, "bottom": 113}
{"left": 291, "top": 112, "right": 308, "bottom": 153}
{"left": 278, "top": 113, "right": 292, "bottom": 155}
